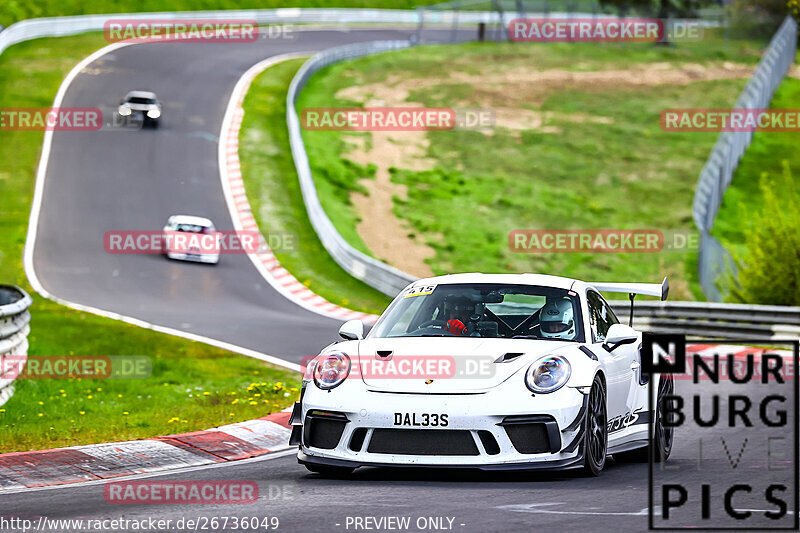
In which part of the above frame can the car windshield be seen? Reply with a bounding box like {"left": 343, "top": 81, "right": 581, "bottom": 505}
{"left": 128, "top": 97, "right": 156, "bottom": 105}
{"left": 369, "top": 283, "right": 583, "bottom": 341}
{"left": 174, "top": 224, "right": 209, "bottom": 233}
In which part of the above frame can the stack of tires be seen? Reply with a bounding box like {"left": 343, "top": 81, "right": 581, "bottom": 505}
{"left": 0, "top": 285, "right": 32, "bottom": 407}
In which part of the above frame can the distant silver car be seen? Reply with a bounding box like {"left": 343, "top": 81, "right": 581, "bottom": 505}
{"left": 162, "top": 215, "right": 219, "bottom": 265}
{"left": 118, "top": 90, "right": 161, "bottom": 128}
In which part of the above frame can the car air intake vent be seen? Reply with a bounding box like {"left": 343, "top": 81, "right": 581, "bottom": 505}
{"left": 304, "top": 411, "right": 348, "bottom": 450}
{"left": 367, "top": 429, "right": 479, "bottom": 456}
{"left": 349, "top": 428, "right": 368, "bottom": 451}
{"left": 478, "top": 430, "right": 501, "bottom": 455}
{"left": 495, "top": 352, "right": 524, "bottom": 363}
{"left": 500, "top": 414, "right": 561, "bottom": 454}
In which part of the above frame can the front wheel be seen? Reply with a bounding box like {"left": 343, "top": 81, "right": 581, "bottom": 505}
{"left": 582, "top": 375, "right": 607, "bottom": 476}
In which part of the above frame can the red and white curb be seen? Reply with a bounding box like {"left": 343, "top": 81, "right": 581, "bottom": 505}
{"left": 218, "top": 53, "right": 379, "bottom": 325}
{"left": 679, "top": 343, "right": 796, "bottom": 380}
{"left": 0, "top": 410, "right": 293, "bottom": 493}
{"left": 687, "top": 344, "right": 795, "bottom": 360}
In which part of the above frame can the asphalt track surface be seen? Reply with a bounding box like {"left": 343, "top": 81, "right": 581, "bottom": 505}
{"left": 16, "top": 27, "right": 799, "bottom": 532}
{"left": 31, "top": 28, "right": 427, "bottom": 361}
{"left": 4, "top": 376, "right": 795, "bottom": 532}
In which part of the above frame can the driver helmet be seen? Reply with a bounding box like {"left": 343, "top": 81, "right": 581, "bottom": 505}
{"left": 540, "top": 297, "right": 575, "bottom": 339}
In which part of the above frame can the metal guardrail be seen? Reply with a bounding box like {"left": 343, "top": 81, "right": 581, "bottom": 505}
{"left": 692, "top": 15, "right": 798, "bottom": 301}
{"left": 0, "top": 8, "right": 508, "bottom": 58}
{"left": 287, "top": 40, "right": 418, "bottom": 297}
{"left": 0, "top": 286, "right": 32, "bottom": 407}
{"left": 610, "top": 300, "right": 800, "bottom": 341}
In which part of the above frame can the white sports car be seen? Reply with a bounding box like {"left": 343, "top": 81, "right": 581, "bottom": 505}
{"left": 290, "top": 273, "right": 674, "bottom": 476}
{"left": 162, "top": 215, "right": 220, "bottom": 264}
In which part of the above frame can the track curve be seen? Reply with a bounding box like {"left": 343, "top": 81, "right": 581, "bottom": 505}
{"left": 29, "top": 29, "right": 416, "bottom": 362}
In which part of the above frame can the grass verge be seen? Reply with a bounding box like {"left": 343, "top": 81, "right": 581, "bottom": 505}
{"left": 0, "top": 34, "right": 299, "bottom": 453}
{"left": 297, "top": 31, "right": 770, "bottom": 300}
{"left": 238, "top": 58, "right": 392, "bottom": 314}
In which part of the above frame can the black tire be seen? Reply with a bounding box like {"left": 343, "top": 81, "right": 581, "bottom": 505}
{"left": 582, "top": 375, "right": 608, "bottom": 476}
{"left": 616, "top": 373, "right": 675, "bottom": 463}
{"left": 304, "top": 464, "right": 355, "bottom": 477}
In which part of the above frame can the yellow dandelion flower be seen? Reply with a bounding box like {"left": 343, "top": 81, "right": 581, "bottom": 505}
{"left": 79, "top": 411, "right": 85, "bottom": 415}
{"left": 122, "top": 412, "right": 129, "bottom": 416}
{"left": 203, "top": 391, "right": 210, "bottom": 396}
{"left": 38, "top": 413, "right": 44, "bottom": 417}
{"left": 96, "top": 388, "right": 102, "bottom": 392}
{"left": 249, "top": 401, "right": 258, "bottom": 406}
{"left": 38, "top": 401, "right": 44, "bottom": 405}
{"left": 87, "top": 395, "right": 93, "bottom": 399}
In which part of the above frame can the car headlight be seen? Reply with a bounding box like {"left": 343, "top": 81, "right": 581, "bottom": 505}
{"left": 118, "top": 105, "right": 132, "bottom": 116}
{"left": 313, "top": 352, "right": 350, "bottom": 390}
{"left": 525, "top": 355, "right": 571, "bottom": 393}
{"left": 147, "top": 108, "right": 161, "bottom": 119}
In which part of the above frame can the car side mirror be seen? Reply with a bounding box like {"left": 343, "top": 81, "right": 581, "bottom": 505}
{"left": 603, "top": 323, "right": 638, "bottom": 352}
{"left": 339, "top": 319, "right": 364, "bottom": 341}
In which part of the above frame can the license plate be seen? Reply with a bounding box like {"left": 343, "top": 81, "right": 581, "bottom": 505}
{"left": 393, "top": 412, "right": 449, "bottom": 427}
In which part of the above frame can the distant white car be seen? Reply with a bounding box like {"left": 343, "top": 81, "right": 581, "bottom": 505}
{"left": 162, "top": 215, "right": 219, "bottom": 264}
{"left": 118, "top": 90, "right": 161, "bottom": 128}
{"left": 291, "top": 273, "right": 673, "bottom": 477}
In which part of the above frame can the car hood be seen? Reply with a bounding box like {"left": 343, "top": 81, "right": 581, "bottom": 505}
{"left": 355, "top": 337, "right": 573, "bottom": 393}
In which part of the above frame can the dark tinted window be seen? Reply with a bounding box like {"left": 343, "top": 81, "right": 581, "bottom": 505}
{"left": 587, "top": 291, "right": 616, "bottom": 342}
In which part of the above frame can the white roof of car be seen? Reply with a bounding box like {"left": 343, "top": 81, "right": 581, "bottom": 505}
{"left": 125, "top": 90, "right": 157, "bottom": 100}
{"left": 411, "top": 273, "right": 578, "bottom": 290}
{"left": 168, "top": 215, "right": 214, "bottom": 227}
{"left": 408, "top": 272, "right": 668, "bottom": 300}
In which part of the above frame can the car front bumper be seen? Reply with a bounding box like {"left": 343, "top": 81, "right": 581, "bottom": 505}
{"left": 293, "top": 384, "right": 588, "bottom": 470}
{"left": 166, "top": 252, "right": 219, "bottom": 264}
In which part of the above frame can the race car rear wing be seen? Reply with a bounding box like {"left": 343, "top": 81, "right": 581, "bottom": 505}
{"left": 593, "top": 277, "right": 669, "bottom": 326}
{"left": 593, "top": 277, "right": 669, "bottom": 301}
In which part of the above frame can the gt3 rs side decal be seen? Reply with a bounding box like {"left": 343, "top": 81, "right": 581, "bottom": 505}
{"left": 607, "top": 407, "right": 649, "bottom": 433}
